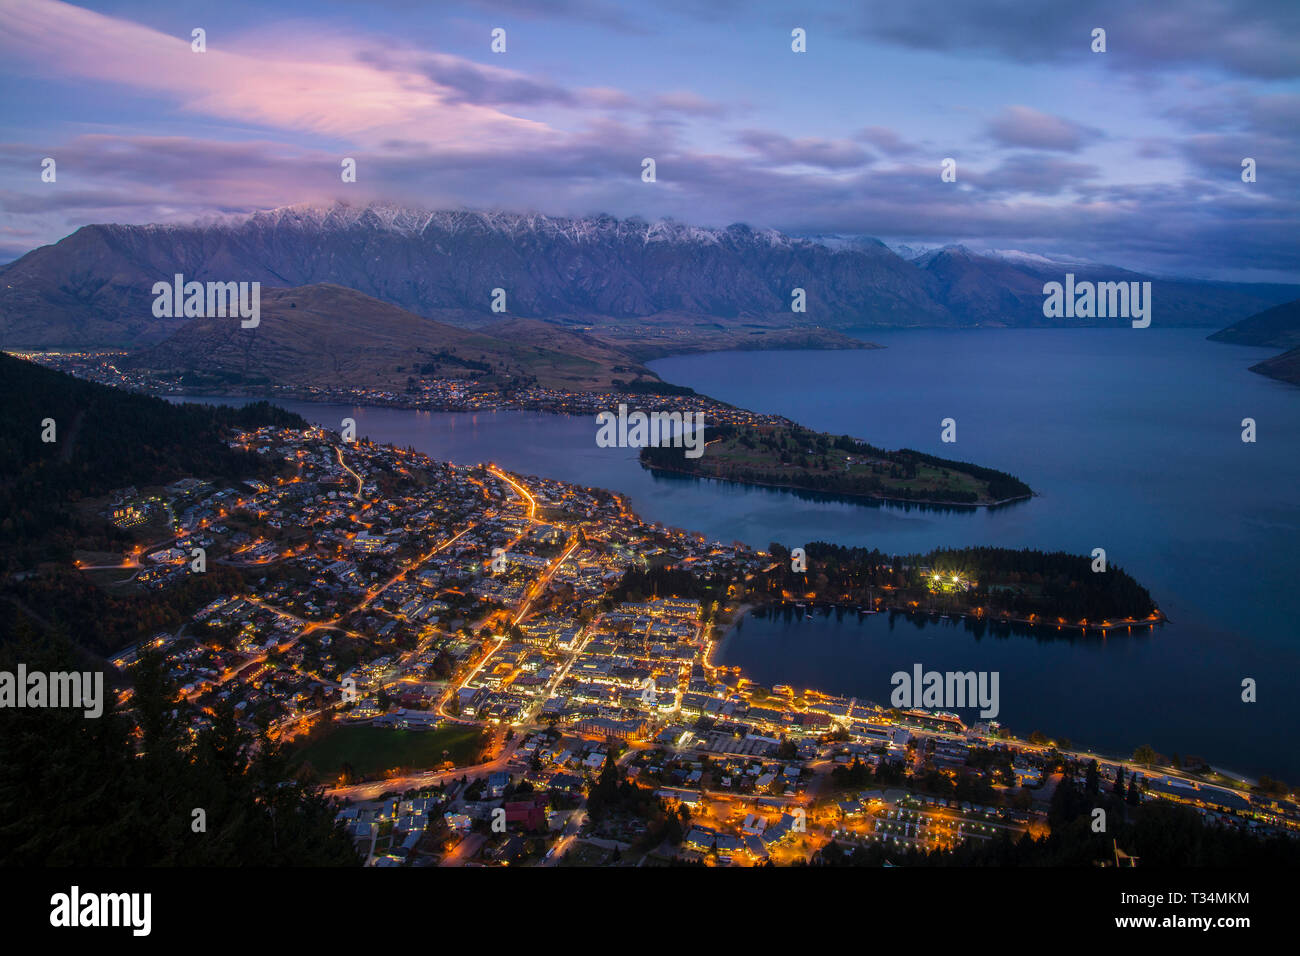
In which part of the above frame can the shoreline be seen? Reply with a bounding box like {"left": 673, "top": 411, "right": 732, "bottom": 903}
{"left": 734, "top": 598, "right": 1166, "bottom": 636}
{"left": 711, "top": 600, "right": 1252, "bottom": 792}
{"left": 155, "top": 385, "right": 1037, "bottom": 512}
{"left": 25, "top": 354, "right": 1249, "bottom": 780}
{"left": 641, "top": 462, "right": 1033, "bottom": 510}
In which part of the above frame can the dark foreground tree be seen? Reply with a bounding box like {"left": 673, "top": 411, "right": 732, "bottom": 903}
{"left": 0, "top": 624, "right": 359, "bottom": 866}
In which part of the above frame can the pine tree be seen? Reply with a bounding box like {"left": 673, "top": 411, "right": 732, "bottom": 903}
{"left": 0, "top": 628, "right": 360, "bottom": 866}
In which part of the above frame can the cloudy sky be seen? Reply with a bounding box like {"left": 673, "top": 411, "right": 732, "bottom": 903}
{"left": 1, "top": 0, "right": 1297, "bottom": 280}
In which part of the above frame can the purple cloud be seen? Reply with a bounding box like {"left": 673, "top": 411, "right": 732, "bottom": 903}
{"left": 987, "top": 106, "right": 1100, "bottom": 152}
{"left": 735, "top": 130, "right": 873, "bottom": 169}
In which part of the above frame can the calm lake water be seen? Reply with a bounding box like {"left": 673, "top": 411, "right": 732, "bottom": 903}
{"left": 178, "top": 328, "right": 1300, "bottom": 780}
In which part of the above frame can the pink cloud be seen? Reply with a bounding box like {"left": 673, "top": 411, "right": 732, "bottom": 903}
{"left": 0, "top": 0, "right": 557, "bottom": 151}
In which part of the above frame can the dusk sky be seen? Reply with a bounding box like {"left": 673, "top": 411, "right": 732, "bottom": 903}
{"left": 1, "top": 0, "right": 1297, "bottom": 280}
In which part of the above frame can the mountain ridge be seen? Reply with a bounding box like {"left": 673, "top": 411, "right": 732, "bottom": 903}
{"left": 2, "top": 202, "right": 1295, "bottom": 351}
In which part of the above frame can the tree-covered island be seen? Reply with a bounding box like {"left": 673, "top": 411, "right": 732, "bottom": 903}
{"left": 758, "top": 542, "right": 1162, "bottom": 630}
{"left": 640, "top": 423, "right": 1032, "bottom": 506}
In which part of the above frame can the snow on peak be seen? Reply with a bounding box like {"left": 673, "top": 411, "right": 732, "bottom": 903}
{"left": 983, "top": 248, "right": 1095, "bottom": 268}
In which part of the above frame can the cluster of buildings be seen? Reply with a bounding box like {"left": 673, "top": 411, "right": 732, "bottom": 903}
{"left": 20, "top": 350, "right": 792, "bottom": 430}
{"left": 76, "top": 415, "right": 1296, "bottom": 865}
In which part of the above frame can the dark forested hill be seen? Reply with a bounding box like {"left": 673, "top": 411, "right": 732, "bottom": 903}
{"left": 1208, "top": 297, "right": 1300, "bottom": 348}
{"left": 1209, "top": 298, "right": 1300, "bottom": 385}
{"left": 0, "top": 352, "right": 303, "bottom": 568}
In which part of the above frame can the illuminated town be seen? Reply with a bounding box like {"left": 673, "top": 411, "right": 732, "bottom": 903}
{"left": 94, "top": 423, "right": 1296, "bottom": 866}
{"left": 13, "top": 351, "right": 796, "bottom": 429}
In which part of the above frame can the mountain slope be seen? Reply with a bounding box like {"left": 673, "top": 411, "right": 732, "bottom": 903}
{"left": 0, "top": 351, "right": 303, "bottom": 568}
{"left": 0, "top": 204, "right": 947, "bottom": 349}
{"left": 1, "top": 203, "right": 1294, "bottom": 349}
{"left": 1248, "top": 347, "right": 1300, "bottom": 386}
{"left": 915, "top": 245, "right": 1296, "bottom": 328}
{"left": 122, "top": 283, "right": 639, "bottom": 390}
{"left": 1207, "top": 298, "right": 1300, "bottom": 385}
{"left": 1207, "top": 298, "right": 1300, "bottom": 348}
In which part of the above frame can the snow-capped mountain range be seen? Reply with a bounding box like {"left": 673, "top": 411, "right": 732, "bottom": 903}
{"left": 0, "top": 202, "right": 1292, "bottom": 349}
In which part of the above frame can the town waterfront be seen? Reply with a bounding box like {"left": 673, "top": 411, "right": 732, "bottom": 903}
{"left": 177, "top": 328, "right": 1300, "bottom": 780}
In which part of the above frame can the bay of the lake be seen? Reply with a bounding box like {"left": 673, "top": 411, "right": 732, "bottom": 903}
{"left": 176, "top": 328, "right": 1300, "bottom": 780}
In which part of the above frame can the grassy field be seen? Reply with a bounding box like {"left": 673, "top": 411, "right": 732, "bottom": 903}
{"left": 559, "top": 841, "right": 614, "bottom": 866}
{"left": 289, "top": 723, "right": 486, "bottom": 779}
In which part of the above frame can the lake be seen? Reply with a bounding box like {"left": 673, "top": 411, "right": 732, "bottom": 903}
{"left": 176, "top": 328, "right": 1300, "bottom": 780}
